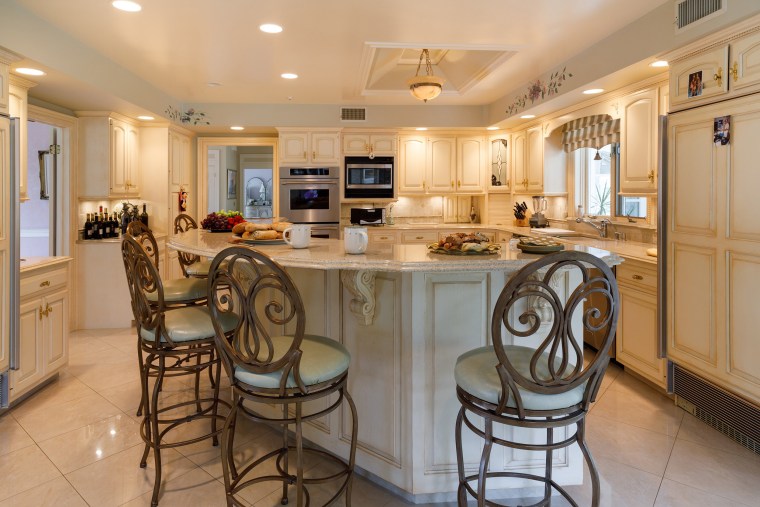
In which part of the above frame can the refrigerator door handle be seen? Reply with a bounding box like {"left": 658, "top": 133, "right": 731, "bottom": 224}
{"left": 657, "top": 114, "right": 667, "bottom": 360}
{"left": 9, "top": 117, "right": 20, "bottom": 371}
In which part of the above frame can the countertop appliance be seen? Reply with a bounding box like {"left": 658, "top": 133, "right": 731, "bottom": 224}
{"left": 350, "top": 207, "right": 386, "bottom": 226}
{"left": 344, "top": 156, "right": 394, "bottom": 199}
{"left": 278, "top": 166, "right": 340, "bottom": 239}
{"left": 1, "top": 115, "right": 19, "bottom": 409}
{"left": 529, "top": 196, "right": 548, "bottom": 228}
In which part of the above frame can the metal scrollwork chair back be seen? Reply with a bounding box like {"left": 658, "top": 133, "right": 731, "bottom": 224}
{"left": 173, "top": 213, "right": 202, "bottom": 277}
{"left": 121, "top": 235, "right": 168, "bottom": 345}
{"left": 125, "top": 220, "right": 159, "bottom": 270}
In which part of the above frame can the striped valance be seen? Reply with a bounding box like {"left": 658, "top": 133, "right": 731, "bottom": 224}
{"left": 561, "top": 115, "right": 620, "bottom": 153}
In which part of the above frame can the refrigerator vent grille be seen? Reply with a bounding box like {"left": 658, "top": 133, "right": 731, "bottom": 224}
{"left": 672, "top": 363, "right": 760, "bottom": 456}
{"left": 0, "top": 372, "right": 8, "bottom": 409}
{"left": 675, "top": 0, "right": 725, "bottom": 31}
{"left": 340, "top": 108, "right": 366, "bottom": 122}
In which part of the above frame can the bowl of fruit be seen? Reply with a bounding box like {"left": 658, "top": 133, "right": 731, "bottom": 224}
{"left": 201, "top": 210, "right": 246, "bottom": 232}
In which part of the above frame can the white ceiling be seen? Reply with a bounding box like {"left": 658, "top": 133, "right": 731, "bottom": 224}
{"left": 11, "top": 0, "right": 671, "bottom": 114}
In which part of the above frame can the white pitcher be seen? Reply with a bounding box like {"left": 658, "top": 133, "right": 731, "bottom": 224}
{"left": 344, "top": 226, "right": 368, "bottom": 254}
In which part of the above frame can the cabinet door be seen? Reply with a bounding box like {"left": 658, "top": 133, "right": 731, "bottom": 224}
{"left": 110, "top": 119, "right": 128, "bottom": 194}
{"left": 526, "top": 126, "right": 543, "bottom": 192}
{"left": 730, "top": 31, "right": 760, "bottom": 92}
{"left": 619, "top": 88, "right": 658, "bottom": 194}
{"left": 427, "top": 137, "right": 456, "bottom": 193}
{"left": 0, "top": 61, "right": 8, "bottom": 114}
{"left": 11, "top": 299, "right": 44, "bottom": 399}
{"left": 370, "top": 134, "right": 397, "bottom": 154}
{"left": 343, "top": 134, "right": 370, "bottom": 155}
{"left": 43, "top": 289, "right": 68, "bottom": 373}
{"left": 616, "top": 285, "right": 664, "bottom": 387}
{"left": 280, "top": 133, "right": 309, "bottom": 164}
{"left": 169, "top": 131, "right": 191, "bottom": 193}
{"left": 398, "top": 136, "right": 426, "bottom": 193}
{"left": 511, "top": 130, "right": 527, "bottom": 190}
{"left": 670, "top": 45, "right": 729, "bottom": 110}
{"left": 310, "top": 132, "right": 340, "bottom": 165}
{"left": 9, "top": 83, "right": 28, "bottom": 202}
{"left": 456, "top": 137, "right": 484, "bottom": 193}
{"left": 125, "top": 123, "right": 140, "bottom": 195}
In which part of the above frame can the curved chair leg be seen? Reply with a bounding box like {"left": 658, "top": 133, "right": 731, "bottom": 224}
{"left": 136, "top": 339, "right": 145, "bottom": 417}
{"left": 477, "top": 418, "right": 493, "bottom": 507}
{"left": 220, "top": 399, "right": 238, "bottom": 506}
{"left": 295, "top": 402, "right": 304, "bottom": 507}
{"left": 344, "top": 388, "right": 359, "bottom": 506}
{"left": 577, "top": 418, "right": 600, "bottom": 507}
{"left": 149, "top": 356, "right": 166, "bottom": 507}
{"left": 281, "top": 403, "right": 290, "bottom": 505}
{"left": 139, "top": 352, "right": 153, "bottom": 468}
{"left": 194, "top": 348, "right": 203, "bottom": 413}
{"left": 228, "top": 393, "right": 239, "bottom": 481}
{"left": 545, "top": 423, "right": 554, "bottom": 503}
{"left": 210, "top": 353, "right": 222, "bottom": 447}
{"left": 455, "top": 406, "right": 467, "bottom": 507}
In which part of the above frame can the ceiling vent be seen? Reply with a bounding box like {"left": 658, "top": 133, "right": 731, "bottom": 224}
{"left": 340, "top": 107, "right": 366, "bottom": 122}
{"left": 675, "top": 0, "right": 725, "bottom": 31}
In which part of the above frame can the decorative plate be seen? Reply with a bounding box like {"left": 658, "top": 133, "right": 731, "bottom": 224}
{"left": 516, "top": 237, "right": 564, "bottom": 254}
{"left": 427, "top": 243, "right": 501, "bottom": 256}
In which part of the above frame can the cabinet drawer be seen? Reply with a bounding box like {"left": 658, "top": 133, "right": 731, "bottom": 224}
{"left": 20, "top": 266, "right": 68, "bottom": 299}
{"left": 617, "top": 259, "right": 656, "bottom": 291}
{"left": 401, "top": 231, "right": 438, "bottom": 244}
{"left": 368, "top": 231, "right": 398, "bottom": 244}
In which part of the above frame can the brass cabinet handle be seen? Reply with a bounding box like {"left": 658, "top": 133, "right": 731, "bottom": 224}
{"left": 632, "top": 274, "right": 644, "bottom": 280}
{"left": 415, "top": 236, "right": 424, "bottom": 240}
{"left": 731, "top": 61, "right": 739, "bottom": 82}
{"left": 39, "top": 305, "right": 44, "bottom": 320}
{"left": 303, "top": 151, "right": 307, "bottom": 159}
{"left": 648, "top": 170, "right": 655, "bottom": 183}
{"left": 312, "top": 151, "right": 316, "bottom": 159}
{"left": 457, "top": 180, "right": 461, "bottom": 187}
{"left": 714, "top": 67, "right": 723, "bottom": 86}
{"left": 40, "top": 280, "right": 50, "bottom": 287}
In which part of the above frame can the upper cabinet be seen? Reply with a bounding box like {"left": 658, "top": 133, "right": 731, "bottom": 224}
{"left": 670, "top": 30, "right": 760, "bottom": 112}
{"left": 619, "top": 88, "right": 659, "bottom": 194}
{"left": 398, "top": 134, "right": 485, "bottom": 195}
{"left": 9, "top": 75, "right": 35, "bottom": 202}
{"left": 169, "top": 129, "right": 192, "bottom": 193}
{"left": 278, "top": 129, "right": 340, "bottom": 166}
{"left": 342, "top": 132, "right": 397, "bottom": 157}
{"left": 512, "top": 126, "right": 543, "bottom": 193}
{"left": 79, "top": 114, "right": 140, "bottom": 199}
{"left": 489, "top": 136, "right": 510, "bottom": 191}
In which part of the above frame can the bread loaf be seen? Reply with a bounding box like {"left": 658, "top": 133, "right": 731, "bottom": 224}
{"left": 232, "top": 222, "right": 248, "bottom": 235}
{"left": 252, "top": 229, "right": 278, "bottom": 240}
{"left": 245, "top": 222, "right": 271, "bottom": 232}
{"left": 271, "top": 222, "right": 292, "bottom": 232}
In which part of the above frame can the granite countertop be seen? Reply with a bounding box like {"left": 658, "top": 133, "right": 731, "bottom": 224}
{"left": 168, "top": 229, "right": 622, "bottom": 273}
{"left": 75, "top": 231, "right": 168, "bottom": 244}
{"left": 20, "top": 256, "right": 73, "bottom": 272}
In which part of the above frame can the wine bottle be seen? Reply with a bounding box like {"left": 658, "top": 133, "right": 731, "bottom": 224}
{"left": 140, "top": 204, "right": 149, "bottom": 228}
{"left": 103, "top": 208, "right": 111, "bottom": 238}
{"left": 112, "top": 212, "right": 119, "bottom": 237}
{"left": 92, "top": 214, "right": 101, "bottom": 240}
{"left": 84, "top": 213, "right": 92, "bottom": 240}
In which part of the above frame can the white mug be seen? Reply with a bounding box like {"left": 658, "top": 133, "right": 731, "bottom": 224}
{"left": 344, "top": 226, "right": 368, "bottom": 255}
{"left": 283, "top": 224, "right": 311, "bottom": 249}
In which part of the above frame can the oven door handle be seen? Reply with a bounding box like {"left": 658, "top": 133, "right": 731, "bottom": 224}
{"left": 280, "top": 181, "right": 338, "bottom": 186}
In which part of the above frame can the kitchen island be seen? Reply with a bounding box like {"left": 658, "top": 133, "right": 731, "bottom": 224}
{"left": 169, "top": 230, "right": 622, "bottom": 503}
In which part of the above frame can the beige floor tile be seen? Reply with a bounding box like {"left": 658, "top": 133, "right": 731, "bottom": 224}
{"left": 0, "top": 476, "right": 87, "bottom": 507}
{"left": 589, "top": 382, "right": 683, "bottom": 436}
{"left": 664, "top": 439, "right": 760, "bottom": 506}
{"left": 676, "top": 413, "right": 759, "bottom": 459}
{"left": 14, "top": 392, "right": 123, "bottom": 442}
{"left": 98, "top": 378, "right": 145, "bottom": 415}
{"left": 0, "top": 445, "right": 62, "bottom": 502}
{"left": 37, "top": 413, "right": 142, "bottom": 474}
{"left": 0, "top": 414, "right": 35, "bottom": 457}
{"left": 654, "top": 478, "right": 750, "bottom": 507}
{"left": 65, "top": 444, "right": 197, "bottom": 507}
{"left": 68, "top": 356, "right": 142, "bottom": 393}
{"left": 99, "top": 331, "right": 140, "bottom": 354}
{"left": 9, "top": 374, "right": 97, "bottom": 420}
{"left": 69, "top": 333, "right": 117, "bottom": 357}
{"left": 561, "top": 455, "right": 661, "bottom": 507}
{"left": 586, "top": 412, "right": 676, "bottom": 476}
{"left": 120, "top": 467, "right": 237, "bottom": 507}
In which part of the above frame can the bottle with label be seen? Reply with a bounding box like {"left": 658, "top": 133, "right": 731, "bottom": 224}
{"left": 140, "top": 204, "right": 149, "bottom": 228}
{"left": 111, "top": 212, "right": 119, "bottom": 237}
{"left": 84, "top": 213, "right": 92, "bottom": 240}
{"left": 103, "top": 208, "right": 111, "bottom": 238}
{"left": 92, "top": 214, "right": 101, "bottom": 240}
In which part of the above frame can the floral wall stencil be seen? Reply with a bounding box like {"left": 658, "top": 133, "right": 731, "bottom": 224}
{"left": 165, "top": 105, "right": 210, "bottom": 125}
{"left": 505, "top": 67, "right": 573, "bottom": 116}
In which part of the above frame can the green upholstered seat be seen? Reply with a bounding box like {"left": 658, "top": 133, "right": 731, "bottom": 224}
{"left": 185, "top": 259, "right": 212, "bottom": 277}
{"left": 145, "top": 277, "right": 207, "bottom": 304}
{"left": 234, "top": 334, "right": 350, "bottom": 389}
{"left": 455, "top": 345, "right": 585, "bottom": 411}
{"left": 140, "top": 306, "right": 238, "bottom": 344}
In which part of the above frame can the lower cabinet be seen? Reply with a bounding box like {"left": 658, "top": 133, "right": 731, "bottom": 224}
{"left": 615, "top": 258, "right": 665, "bottom": 387}
{"left": 11, "top": 260, "right": 71, "bottom": 402}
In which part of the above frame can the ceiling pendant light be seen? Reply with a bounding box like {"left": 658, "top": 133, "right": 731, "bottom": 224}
{"left": 594, "top": 148, "right": 602, "bottom": 161}
{"left": 407, "top": 49, "right": 444, "bottom": 103}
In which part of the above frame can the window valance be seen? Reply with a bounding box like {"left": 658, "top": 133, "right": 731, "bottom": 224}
{"left": 561, "top": 115, "right": 620, "bottom": 153}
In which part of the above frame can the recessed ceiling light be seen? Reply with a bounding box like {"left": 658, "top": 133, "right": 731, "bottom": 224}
{"left": 416, "top": 127, "right": 428, "bottom": 131}
{"left": 230, "top": 126, "right": 244, "bottom": 131}
{"left": 650, "top": 60, "right": 669, "bottom": 68}
{"left": 112, "top": 1, "right": 141, "bottom": 12}
{"left": 137, "top": 115, "right": 154, "bottom": 121}
{"left": 207, "top": 82, "right": 222, "bottom": 87}
{"left": 520, "top": 114, "right": 536, "bottom": 119}
{"left": 281, "top": 73, "right": 298, "bottom": 79}
{"left": 259, "top": 24, "right": 283, "bottom": 34}
{"left": 583, "top": 88, "right": 605, "bottom": 95}
{"left": 486, "top": 126, "right": 499, "bottom": 131}
{"left": 15, "top": 67, "right": 45, "bottom": 76}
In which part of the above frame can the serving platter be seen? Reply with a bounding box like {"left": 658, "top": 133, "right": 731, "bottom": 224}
{"left": 516, "top": 237, "right": 564, "bottom": 254}
{"left": 205, "top": 228, "right": 233, "bottom": 233}
{"left": 427, "top": 243, "right": 501, "bottom": 256}
{"left": 239, "top": 238, "right": 286, "bottom": 245}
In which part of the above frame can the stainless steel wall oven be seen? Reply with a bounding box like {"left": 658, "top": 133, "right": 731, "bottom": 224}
{"left": 278, "top": 166, "right": 340, "bottom": 238}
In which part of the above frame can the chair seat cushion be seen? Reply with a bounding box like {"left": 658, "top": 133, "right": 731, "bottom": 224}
{"left": 234, "top": 334, "right": 350, "bottom": 390}
{"left": 185, "top": 259, "right": 212, "bottom": 277}
{"left": 455, "top": 346, "right": 585, "bottom": 411}
{"left": 140, "top": 306, "right": 238, "bottom": 344}
{"left": 145, "top": 277, "right": 207, "bottom": 304}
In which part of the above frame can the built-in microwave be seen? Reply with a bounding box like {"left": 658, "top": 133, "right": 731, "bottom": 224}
{"left": 344, "top": 156, "right": 394, "bottom": 199}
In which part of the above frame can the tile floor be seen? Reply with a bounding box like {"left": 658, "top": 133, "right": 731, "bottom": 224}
{"left": 1, "top": 328, "right": 759, "bottom": 506}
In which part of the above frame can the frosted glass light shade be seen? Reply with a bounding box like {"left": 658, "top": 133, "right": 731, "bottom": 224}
{"left": 408, "top": 75, "right": 445, "bottom": 102}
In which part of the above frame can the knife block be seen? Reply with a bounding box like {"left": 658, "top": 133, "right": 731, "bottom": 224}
{"left": 513, "top": 217, "right": 529, "bottom": 227}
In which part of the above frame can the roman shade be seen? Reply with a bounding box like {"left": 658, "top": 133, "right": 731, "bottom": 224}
{"left": 561, "top": 114, "right": 620, "bottom": 153}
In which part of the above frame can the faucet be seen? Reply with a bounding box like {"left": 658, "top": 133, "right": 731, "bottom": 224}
{"left": 575, "top": 216, "right": 611, "bottom": 238}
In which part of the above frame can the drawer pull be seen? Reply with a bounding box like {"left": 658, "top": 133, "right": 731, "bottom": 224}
{"left": 379, "top": 236, "right": 388, "bottom": 240}
{"left": 40, "top": 280, "right": 51, "bottom": 287}
{"left": 415, "top": 236, "right": 424, "bottom": 240}
{"left": 632, "top": 274, "right": 644, "bottom": 280}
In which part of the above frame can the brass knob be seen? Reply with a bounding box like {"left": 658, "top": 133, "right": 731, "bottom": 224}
{"left": 458, "top": 180, "right": 461, "bottom": 187}
{"left": 714, "top": 67, "right": 723, "bottom": 86}
{"left": 39, "top": 305, "right": 44, "bottom": 320}
{"left": 632, "top": 274, "right": 644, "bottom": 280}
{"left": 40, "top": 280, "right": 50, "bottom": 287}
{"left": 45, "top": 303, "right": 52, "bottom": 316}
{"left": 303, "top": 151, "right": 307, "bottom": 159}
{"left": 731, "top": 61, "right": 739, "bottom": 82}
{"left": 451, "top": 181, "right": 454, "bottom": 188}
{"left": 648, "top": 170, "right": 655, "bottom": 183}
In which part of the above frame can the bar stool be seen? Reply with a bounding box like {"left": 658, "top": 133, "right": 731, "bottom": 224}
{"left": 207, "top": 246, "right": 358, "bottom": 507}
{"left": 121, "top": 236, "right": 239, "bottom": 507}
{"left": 173, "top": 213, "right": 213, "bottom": 278}
{"left": 454, "top": 251, "right": 619, "bottom": 507}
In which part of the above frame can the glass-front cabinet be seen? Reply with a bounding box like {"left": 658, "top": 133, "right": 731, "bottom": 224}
{"left": 489, "top": 136, "right": 509, "bottom": 190}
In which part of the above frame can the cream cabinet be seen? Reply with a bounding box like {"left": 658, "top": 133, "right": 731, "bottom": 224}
{"left": 619, "top": 88, "right": 659, "bottom": 194}
{"left": 400, "top": 230, "right": 438, "bottom": 244}
{"left": 670, "top": 30, "right": 760, "bottom": 112}
{"left": 278, "top": 129, "right": 340, "bottom": 166}
{"left": 512, "top": 127, "right": 543, "bottom": 192}
{"left": 79, "top": 115, "right": 140, "bottom": 199}
{"left": 398, "top": 135, "right": 485, "bottom": 195}
{"left": 398, "top": 136, "right": 427, "bottom": 193}
{"left": 9, "top": 76, "right": 35, "bottom": 202}
{"left": 456, "top": 136, "right": 485, "bottom": 193}
{"left": 367, "top": 229, "right": 399, "bottom": 245}
{"left": 427, "top": 137, "right": 457, "bottom": 193}
{"left": 169, "top": 129, "right": 192, "bottom": 193}
{"left": 615, "top": 259, "right": 664, "bottom": 387}
{"left": 11, "top": 260, "right": 70, "bottom": 402}
{"left": 342, "top": 132, "right": 397, "bottom": 156}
